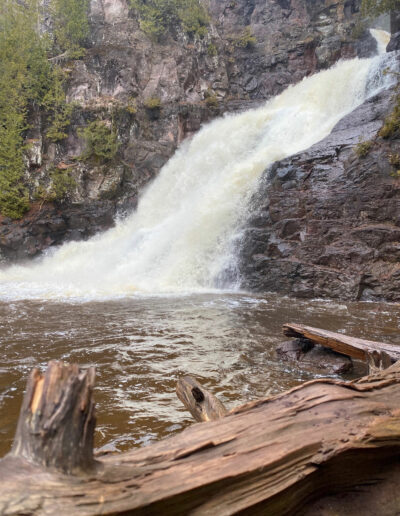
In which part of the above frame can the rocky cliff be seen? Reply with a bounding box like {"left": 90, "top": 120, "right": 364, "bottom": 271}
{"left": 238, "top": 79, "right": 400, "bottom": 302}
{"left": 0, "top": 0, "right": 377, "bottom": 261}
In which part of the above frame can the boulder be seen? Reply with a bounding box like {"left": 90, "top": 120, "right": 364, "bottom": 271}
{"left": 276, "top": 339, "right": 353, "bottom": 375}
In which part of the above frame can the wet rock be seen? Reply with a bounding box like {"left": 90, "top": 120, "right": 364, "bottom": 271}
{"left": 387, "top": 31, "right": 400, "bottom": 52}
{"left": 238, "top": 80, "right": 400, "bottom": 302}
{"left": 276, "top": 339, "right": 353, "bottom": 374}
{"left": 0, "top": 201, "right": 118, "bottom": 261}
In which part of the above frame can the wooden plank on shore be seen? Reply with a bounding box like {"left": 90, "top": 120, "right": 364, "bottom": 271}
{"left": 283, "top": 323, "right": 400, "bottom": 363}
{"left": 1, "top": 362, "right": 400, "bottom": 514}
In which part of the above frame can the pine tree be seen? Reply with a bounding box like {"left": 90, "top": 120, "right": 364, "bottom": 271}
{"left": 0, "top": 0, "right": 40, "bottom": 218}
{"left": 0, "top": 0, "right": 89, "bottom": 218}
{"left": 361, "top": 0, "right": 400, "bottom": 16}
{"left": 52, "top": 0, "right": 90, "bottom": 56}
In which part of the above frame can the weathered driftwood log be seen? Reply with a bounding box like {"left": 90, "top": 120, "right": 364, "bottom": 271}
{"left": 283, "top": 323, "right": 400, "bottom": 363}
{"left": 10, "top": 360, "right": 96, "bottom": 474}
{"left": 366, "top": 349, "right": 394, "bottom": 373}
{"left": 1, "top": 361, "right": 400, "bottom": 514}
{"left": 176, "top": 376, "right": 227, "bottom": 422}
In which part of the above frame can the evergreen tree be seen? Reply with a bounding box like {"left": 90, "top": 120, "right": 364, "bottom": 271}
{"left": 361, "top": 0, "right": 400, "bottom": 16}
{"left": 0, "top": 0, "right": 45, "bottom": 218}
{"left": 52, "top": 0, "right": 90, "bottom": 56}
{"left": 130, "top": 0, "right": 209, "bottom": 40}
{"left": 0, "top": 0, "right": 89, "bottom": 218}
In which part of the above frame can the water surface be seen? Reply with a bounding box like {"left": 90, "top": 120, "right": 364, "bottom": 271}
{"left": 0, "top": 293, "right": 399, "bottom": 458}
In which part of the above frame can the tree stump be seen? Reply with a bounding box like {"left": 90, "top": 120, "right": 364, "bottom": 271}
{"left": 10, "top": 360, "right": 96, "bottom": 474}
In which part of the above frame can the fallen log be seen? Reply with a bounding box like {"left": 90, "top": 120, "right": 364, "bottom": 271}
{"left": 283, "top": 322, "right": 400, "bottom": 363}
{"left": 1, "top": 361, "right": 400, "bottom": 515}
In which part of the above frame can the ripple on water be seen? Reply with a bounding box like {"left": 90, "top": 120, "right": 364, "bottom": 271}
{"left": 0, "top": 292, "right": 399, "bottom": 457}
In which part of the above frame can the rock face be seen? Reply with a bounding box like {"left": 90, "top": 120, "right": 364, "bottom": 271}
{"left": 387, "top": 31, "right": 400, "bottom": 51}
{"left": 0, "top": 0, "right": 377, "bottom": 261}
{"left": 237, "top": 81, "right": 400, "bottom": 302}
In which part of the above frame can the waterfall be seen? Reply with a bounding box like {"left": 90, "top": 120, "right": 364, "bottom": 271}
{"left": 0, "top": 31, "right": 396, "bottom": 300}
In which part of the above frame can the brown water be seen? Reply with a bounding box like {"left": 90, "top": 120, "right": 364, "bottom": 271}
{"left": 0, "top": 292, "right": 399, "bottom": 458}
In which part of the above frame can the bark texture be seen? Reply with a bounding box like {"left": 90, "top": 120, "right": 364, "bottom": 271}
{"left": 11, "top": 361, "right": 96, "bottom": 474}
{"left": 176, "top": 376, "right": 228, "bottom": 422}
{"left": 1, "top": 361, "right": 400, "bottom": 514}
{"left": 282, "top": 323, "right": 400, "bottom": 362}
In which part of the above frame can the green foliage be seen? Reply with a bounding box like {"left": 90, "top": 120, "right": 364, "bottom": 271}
{"left": 125, "top": 98, "right": 138, "bottom": 115}
{"left": 351, "top": 21, "right": 367, "bottom": 40}
{"left": 144, "top": 96, "right": 162, "bottom": 109}
{"left": 388, "top": 153, "right": 400, "bottom": 178}
{"left": 42, "top": 68, "right": 74, "bottom": 142}
{"left": 234, "top": 26, "right": 257, "bottom": 49}
{"left": 355, "top": 139, "right": 373, "bottom": 157}
{"left": 361, "top": 0, "right": 400, "bottom": 16}
{"left": 129, "top": 0, "right": 209, "bottom": 40}
{"left": 207, "top": 43, "right": 217, "bottom": 57}
{"left": 35, "top": 167, "right": 76, "bottom": 202}
{"left": 389, "top": 152, "right": 400, "bottom": 167}
{"left": 0, "top": 74, "right": 29, "bottom": 219}
{"left": 79, "top": 121, "right": 120, "bottom": 161}
{"left": 34, "top": 185, "right": 56, "bottom": 203}
{"left": 204, "top": 88, "right": 218, "bottom": 107}
{"left": 0, "top": 185, "right": 30, "bottom": 219}
{"left": 379, "top": 95, "right": 400, "bottom": 138}
{"left": 179, "top": 1, "right": 209, "bottom": 37}
{"left": 0, "top": 0, "right": 88, "bottom": 218}
{"left": 0, "top": 94, "right": 30, "bottom": 219}
{"left": 50, "top": 168, "right": 76, "bottom": 200}
{"left": 52, "top": 0, "right": 90, "bottom": 56}
{"left": 0, "top": 0, "right": 47, "bottom": 218}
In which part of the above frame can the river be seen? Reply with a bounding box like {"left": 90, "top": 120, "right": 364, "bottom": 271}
{"left": 1, "top": 292, "right": 399, "bottom": 457}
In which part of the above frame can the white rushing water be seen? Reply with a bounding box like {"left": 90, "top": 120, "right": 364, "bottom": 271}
{"left": 0, "top": 30, "right": 396, "bottom": 300}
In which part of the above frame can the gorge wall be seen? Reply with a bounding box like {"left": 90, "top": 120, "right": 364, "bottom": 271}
{"left": 1, "top": 0, "right": 399, "bottom": 304}
{"left": 0, "top": 0, "right": 377, "bottom": 260}
{"left": 238, "top": 83, "right": 400, "bottom": 302}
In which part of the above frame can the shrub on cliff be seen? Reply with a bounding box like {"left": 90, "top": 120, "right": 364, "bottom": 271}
{"left": 207, "top": 43, "right": 217, "bottom": 57}
{"left": 204, "top": 88, "right": 218, "bottom": 107}
{"left": 34, "top": 167, "right": 77, "bottom": 203}
{"left": 52, "top": 0, "right": 90, "bottom": 57}
{"left": 129, "top": 0, "right": 209, "bottom": 40}
{"left": 361, "top": 0, "right": 400, "bottom": 16}
{"left": 0, "top": 0, "right": 49, "bottom": 219}
{"left": 50, "top": 168, "right": 77, "bottom": 200}
{"left": 43, "top": 68, "right": 74, "bottom": 142}
{"left": 144, "top": 96, "right": 162, "bottom": 110}
{"left": 234, "top": 26, "right": 257, "bottom": 49}
{"left": 79, "top": 121, "right": 120, "bottom": 162}
{"left": 355, "top": 139, "right": 373, "bottom": 157}
{"left": 379, "top": 95, "right": 400, "bottom": 138}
